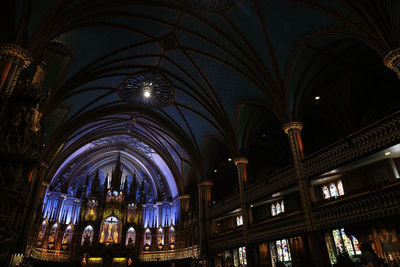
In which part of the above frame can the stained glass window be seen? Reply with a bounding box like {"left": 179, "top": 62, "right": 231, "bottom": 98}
{"left": 341, "top": 228, "right": 354, "bottom": 256}
{"left": 337, "top": 180, "right": 344, "bottom": 196}
{"left": 281, "top": 201, "right": 285, "bottom": 213}
{"left": 236, "top": 215, "right": 243, "bottom": 226}
{"left": 271, "top": 204, "right": 276, "bottom": 216}
{"left": 322, "top": 186, "right": 330, "bottom": 199}
{"left": 276, "top": 203, "right": 281, "bottom": 214}
{"left": 329, "top": 183, "right": 339, "bottom": 198}
{"left": 239, "top": 246, "right": 247, "bottom": 266}
{"left": 352, "top": 236, "right": 361, "bottom": 255}
{"left": 275, "top": 239, "right": 291, "bottom": 263}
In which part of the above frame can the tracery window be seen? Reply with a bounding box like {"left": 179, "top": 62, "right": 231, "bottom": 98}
{"left": 322, "top": 180, "right": 344, "bottom": 199}
{"left": 125, "top": 227, "right": 135, "bottom": 247}
{"left": 271, "top": 200, "right": 284, "bottom": 216}
{"left": 81, "top": 225, "right": 94, "bottom": 246}
{"left": 332, "top": 228, "right": 361, "bottom": 256}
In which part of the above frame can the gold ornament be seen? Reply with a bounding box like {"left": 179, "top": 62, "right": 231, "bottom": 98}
{"left": 0, "top": 44, "right": 32, "bottom": 69}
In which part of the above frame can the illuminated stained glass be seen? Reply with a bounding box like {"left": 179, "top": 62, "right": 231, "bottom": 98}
{"left": 239, "top": 246, "right": 247, "bottom": 265}
{"left": 352, "top": 236, "right": 362, "bottom": 255}
{"left": 337, "top": 180, "right": 344, "bottom": 196}
{"left": 332, "top": 229, "right": 344, "bottom": 253}
{"left": 271, "top": 204, "right": 276, "bottom": 216}
{"left": 282, "top": 239, "right": 291, "bottom": 261}
{"left": 329, "top": 183, "right": 339, "bottom": 198}
{"left": 236, "top": 216, "right": 243, "bottom": 226}
{"left": 322, "top": 186, "right": 330, "bottom": 199}
{"left": 276, "top": 240, "right": 283, "bottom": 262}
{"left": 276, "top": 203, "right": 281, "bottom": 214}
{"left": 341, "top": 228, "right": 355, "bottom": 256}
{"left": 281, "top": 201, "right": 285, "bottom": 213}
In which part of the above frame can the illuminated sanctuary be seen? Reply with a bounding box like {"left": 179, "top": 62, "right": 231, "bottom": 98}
{"left": 2, "top": 0, "right": 400, "bottom": 267}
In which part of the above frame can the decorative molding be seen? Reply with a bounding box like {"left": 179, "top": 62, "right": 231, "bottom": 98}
{"left": 384, "top": 48, "right": 400, "bottom": 78}
{"left": 233, "top": 157, "right": 248, "bottom": 166}
{"left": 282, "top": 121, "right": 303, "bottom": 134}
{"left": 0, "top": 44, "right": 32, "bottom": 68}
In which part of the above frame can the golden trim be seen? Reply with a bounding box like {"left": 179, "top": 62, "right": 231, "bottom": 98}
{"left": 233, "top": 157, "right": 248, "bottom": 166}
{"left": 0, "top": 44, "right": 32, "bottom": 69}
{"left": 384, "top": 48, "right": 400, "bottom": 70}
{"left": 282, "top": 121, "right": 303, "bottom": 134}
{"left": 197, "top": 180, "right": 213, "bottom": 187}
{"left": 179, "top": 194, "right": 191, "bottom": 199}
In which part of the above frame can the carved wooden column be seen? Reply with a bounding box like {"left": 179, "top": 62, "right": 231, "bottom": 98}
{"left": 0, "top": 44, "right": 32, "bottom": 99}
{"left": 198, "top": 180, "right": 213, "bottom": 266}
{"left": 283, "top": 122, "right": 329, "bottom": 267}
{"left": 233, "top": 157, "right": 250, "bottom": 242}
{"left": 384, "top": 48, "right": 400, "bottom": 79}
{"left": 233, "top": 157, "right": 257, "bottom": 266}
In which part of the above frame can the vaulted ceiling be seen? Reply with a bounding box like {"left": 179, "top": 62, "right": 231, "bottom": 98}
{"left": 2, "top": 0, "right": 400, "bottom": 195}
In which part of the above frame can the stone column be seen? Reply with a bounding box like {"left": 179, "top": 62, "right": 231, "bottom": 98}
{"left": 384, "top": 48, "right": 400, "bottom": 79}
{"left": 198, "top": 180, "right": 213, "bottom": 265}
{"left": 283, "top": 122, "right": 329, "bottom": 267}
{"left": 234, "top": 157, "right": 257, "bottom": 266}
{"left": 0, "top": 44, "right": 32, "bottom": 99}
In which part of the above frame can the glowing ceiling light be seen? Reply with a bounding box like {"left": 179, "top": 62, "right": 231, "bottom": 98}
{"left": 214, "top": 169, "right": 218, "bottom": 173}
{"left": 315, "top": 96, "right": 320, "bottom": 100}
{"left": 385, "top": 151, "right": 391, "bottom": 156}
{"left": 228, "top": 158, "right": 232, "bottom": 162}
{"left": 143, "top": 90, "right": 151, "bottom": 98}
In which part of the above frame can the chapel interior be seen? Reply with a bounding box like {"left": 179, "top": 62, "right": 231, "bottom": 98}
{"left": 1, "top": 0, "right": 400, "bottom": 267}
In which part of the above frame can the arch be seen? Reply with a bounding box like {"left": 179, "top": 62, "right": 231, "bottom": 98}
{"left": 99, "top": 216, "right": 121, "bottom": 245}
{"left": 61, "top": 224, "right": 74, "bottom": 250}
{"left": 125, "top": 227, "right": 136, "bottom": 247}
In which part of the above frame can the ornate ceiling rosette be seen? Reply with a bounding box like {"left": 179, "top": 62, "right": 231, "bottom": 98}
{"left": 118, "top": 71, "right": 174, "bottom": 109}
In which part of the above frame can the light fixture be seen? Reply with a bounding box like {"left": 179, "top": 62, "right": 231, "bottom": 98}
{"left": 143, "top": 90, "right": 151, "bottom": 98}
{"left": 214, "top": 169, "right": 218, "bottom": 173}
{"left": 315, "top": 96, "right": 320, "bottom": 100}
{"left": 385, "top": 151, "right": 391, "bottom": 156}
{"left": 261, "top": 134, "right": 267, "bottom": 138}
{"left": 228, "top": 158, "right": 232, "bottom": 162}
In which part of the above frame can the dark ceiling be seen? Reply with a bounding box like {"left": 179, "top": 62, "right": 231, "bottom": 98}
{"left": 2, "top": 0, "right": 400, "bottom": 195}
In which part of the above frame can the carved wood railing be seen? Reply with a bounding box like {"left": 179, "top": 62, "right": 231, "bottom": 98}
{"left": 210, "top": 111, "right": 400, "bottom": 219}
{"left": 313, "top": 182, "right": 400, "bottom": 229}
{"left": 29, "top": 247, "right": 71, "bottom": 262}
{"left": 139, "top": 245, "right": 199, "bottom": 261}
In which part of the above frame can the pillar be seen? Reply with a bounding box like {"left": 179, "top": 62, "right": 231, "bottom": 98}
{"left": 283, "top": 122, "right": 329, "bottom": 267}
{"left": 198, "top": 180, "right": 213, "bottom": 265}
{"left": 384, "top": 48, "right": 400, "bottom": 79}
{"left": 0, "top": 44, "right": 32, "bottom": 99}
{"left": 234, "top": 157, "right": 257, "bottom": 266}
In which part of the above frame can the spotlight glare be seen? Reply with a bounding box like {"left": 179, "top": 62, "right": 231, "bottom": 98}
{"left": 144, "top": 90, "right": 151, "bottom": 98}
{"left": 315, "top": 96, "right": 320, "bottom": 100}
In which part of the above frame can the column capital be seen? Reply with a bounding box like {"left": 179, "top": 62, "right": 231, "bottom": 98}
{"left": 0, "top": 44, "right": 32, "bottom": 68}
{"left": 384, "top": 48, "right": 400, "bottom": 74}
{"left": 282, "top": 121, "right": 303, "bottom": 134}
{"left": 179, "top": 194, "right": 191, "bottom": 200}
{"left": 197, "top": 180, "right": 213, "bottom": 188}
{"left": 233, "top": 157, "right": 248, "bottom": 166}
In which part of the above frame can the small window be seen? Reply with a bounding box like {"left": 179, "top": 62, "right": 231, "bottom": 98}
{"left": 236, "top": 215, "right": 243, "bottom": 226}
{"left": 322, "top": 185, "right": 330, "bottom": 199}
{"left": 271, "top": 200, "right": 284, "bottom": 216}
{"left": 337, "top": 180, "right": 344, "bottom": 196}
{"left": 322, "top": 180, "right": 344, "bottom": 199}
